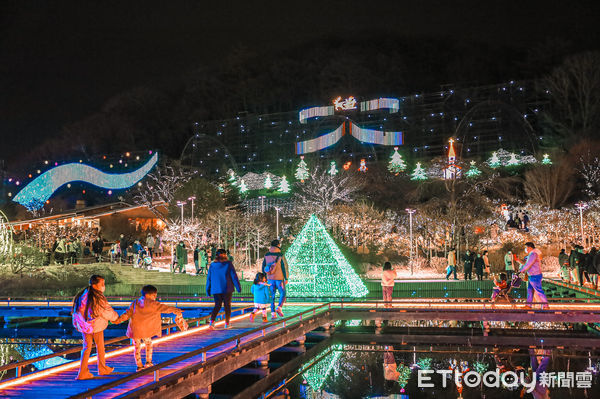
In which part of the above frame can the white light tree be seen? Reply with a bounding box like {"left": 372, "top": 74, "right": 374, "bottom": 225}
{"left": 295, "top": 156, "right": 309, "bottom": 182}
{"left": 131, "top": 163, "right": 195, "bottom": 226}
{"left": 278, "top": 175, "right": 291, "bottom": 193}
{"left": 294, "top": 165, "right": 364, "bottom": 221}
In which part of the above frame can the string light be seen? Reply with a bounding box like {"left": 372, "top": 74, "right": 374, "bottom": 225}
{"left": 465, "top": 161, "right": 482, "bottom": 178}
{"left": 388, "top": 147, "right": 407, "bottom": 174}
{"left": 541, "top": 154, "right": 552, "bottom": 165}
{"left": 301, "top": 347, "right": 342, "bottom": 391}
{"left": 295, "top": 156, "right": 309, "bottom": 182}
{"left": 238, "top": 179, "right": 248, "bottom": 193}
{"left": 278, "top": 175, "right": 291, "bottom": 194}
{"left": 328, "top": 161, "right": 338, "bottom": 176}
{"left": 12, "top": 153, "right": 158, "bottom": 209}
{"left": 285, "top": 215, "right": 368, "bottom": 298}
{"left": 264, "top": 175, "right": 273, "bottom": 189}
{"left": 410, "top": 162, "right": 427, "bottom": 181}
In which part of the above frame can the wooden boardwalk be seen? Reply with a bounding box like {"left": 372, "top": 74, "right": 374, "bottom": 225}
{"left": 0, "top": 305, "right": 316, "bottom": 399}
{"left": 3, "top": 299, "right": 600, "bottom": 398}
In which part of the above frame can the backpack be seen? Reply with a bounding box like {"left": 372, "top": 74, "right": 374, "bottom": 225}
{"left": 264, "top": 254, "right": 281, "bottom": 275}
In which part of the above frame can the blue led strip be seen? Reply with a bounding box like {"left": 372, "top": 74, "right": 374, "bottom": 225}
{"left": 13, "top": 153, "right": 158, "bottom": 208}
{"left": 298, "top": 105, "right": 335, "bottom": 124}
{"left": 359, "top": 97, "right": 400, "bottom": 113}
{"left": 350, "top": 122, "right": 403, "bottom": 146}
{"left": 295, "top": 123, "right": 345, "bottom": 154}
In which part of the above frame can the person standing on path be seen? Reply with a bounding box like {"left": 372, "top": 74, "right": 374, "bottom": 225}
{"left": 381, "top": 262, "right": 397, "bottom": 308}
{"left": 175, "top": 241, "right": 188, "bottom": 273}
{"left": 206, "top": 249, "right": 241, "bottom": 329}
{"left": 474, "top": 253, "right": 485, "bottom": 281}
{"left": 119, "top": 234, "right": 129, "bottom": 263}
{"left": 262, "top": 239, "right": 288, "bottom": 319}
{"left": 463, "top": 250, "right": 474, "bottom": 280}
{"left": 72, "top": 275, "right": 118, "bottom": 380}
{"left": 146, "top": 233, "right": 155, "bottom": 258}
{"left": 518, "top": 242, "right": 549, "bottom": 309}
{"left": 558, "top": 249, "right": 569, "bottom": 282}
{"left": 482, "top": 250, "right": 491, "bottom": 278}
{"left": 504, "top": 250, "right": 515, "bottom": 280}
{"left": 446, "top": 248, "right": 458, "bottom": 280}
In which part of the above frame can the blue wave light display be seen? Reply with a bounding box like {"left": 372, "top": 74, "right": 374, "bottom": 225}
{"left": 13, "top": 153, "right": 158, "bottom": 209}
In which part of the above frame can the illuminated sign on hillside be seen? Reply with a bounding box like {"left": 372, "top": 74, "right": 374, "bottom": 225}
{"left": 333, "top": 96, "right": 357, "bottom": 111}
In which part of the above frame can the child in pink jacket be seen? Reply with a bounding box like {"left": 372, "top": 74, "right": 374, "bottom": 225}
{"left": 115, "top": 285, "right": 184, "bottom": 371}
{"left": 72, "top": 275, "right": 118, "bottom": 380}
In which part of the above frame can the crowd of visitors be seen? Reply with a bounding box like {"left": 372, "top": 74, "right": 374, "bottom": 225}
{"left": 445, "top": 248, "right": 493, "bottom": 280}
{"left": 559, "top": 244, "right": 600, "bottom": 289}
{"left": 48, "top": 232, "right": 164, "bottom": 266}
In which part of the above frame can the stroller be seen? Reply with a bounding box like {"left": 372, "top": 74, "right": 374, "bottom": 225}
{"left": 491, "top": 272, "right": 523, "bottom": 303}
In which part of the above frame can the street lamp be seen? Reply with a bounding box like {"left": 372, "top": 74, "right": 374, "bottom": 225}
{"left": 274, "top": 206, "right": 281, "bottom": 239}
{"left": 188, "top": 196, "right": 196, "bottom": 222}
{"left": 176, "top": 201, "right": 186, "bottom": 233}
{"left": 575, "top": 202, "right": 588, "bottom": 247}
{"left": 258, "top": 195, "right": 266, "bottom": 213}
{"left": 405, "top": 208, "right": 416, "bottom": 275}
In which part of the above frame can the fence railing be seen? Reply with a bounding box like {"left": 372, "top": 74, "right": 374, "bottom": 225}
{"left": 0, "top": 305, "right": 253, "bottom": 379}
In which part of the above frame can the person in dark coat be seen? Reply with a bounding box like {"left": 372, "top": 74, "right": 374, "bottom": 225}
{"left": 92, "top": 237, "right": 104, "bottom": 262}
{"left": 569, "top": 245, "right": 582, "bottom": 285}
{"left": 594, "top": 250, "right": 600, "bottom": 290}
{"left": 463, "top": 250, "right": 474, "bottom": 280}
{"left": 585, "top": 247, "right": 597, "bottom": 287}
{"left": 206, "top": 249, "right": 241, "bottom": 329}
{"left": 474, "top": 253, "right": 485, "bottom": 280}
{"left": 119, "top": 234, "right": 129, "bottom": 263}
{"left": 558, "top": 249, "right": 569, "bottom": 282}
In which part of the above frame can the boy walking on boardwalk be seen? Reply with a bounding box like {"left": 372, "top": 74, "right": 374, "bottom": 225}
{"left": 262, "top": 240, "right": 288, "bottom": 320}
{"left": 115, "top": 285, "right": 185, "bottom": 371}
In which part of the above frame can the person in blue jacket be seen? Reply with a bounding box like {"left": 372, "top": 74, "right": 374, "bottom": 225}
{"left": 206, "top": 249, "right": 241, "bottom": 329}
{"left": 250, "top": 272, "right": 272, "bottom": 323}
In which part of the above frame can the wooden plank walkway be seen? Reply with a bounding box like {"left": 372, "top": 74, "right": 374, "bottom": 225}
{"left": 3, "top": 299, "right": 600, "bottom": 398}
{"left": 0, "top": 305, "right": 315, "bottom": 399}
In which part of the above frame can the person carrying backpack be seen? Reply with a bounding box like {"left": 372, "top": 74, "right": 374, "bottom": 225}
{"left": 262, "top": 239, "right": 288, "bottom": 320}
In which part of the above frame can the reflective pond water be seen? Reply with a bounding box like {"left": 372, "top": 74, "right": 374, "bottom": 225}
{"left": 259, "top": 320, "right": 600, "bottom": 399}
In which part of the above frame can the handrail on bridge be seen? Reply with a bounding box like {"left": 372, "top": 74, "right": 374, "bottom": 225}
{"left": 70, "top": 299, "right": 600, "bottom": 399}
{"left": 0, "top": 305, "right": 254, "bottom": 378}
{"left": 3, "top": 296, "right": 600, "bottom": 395}
{"left": 69, "top": 303, "right": 333, "bottom": 399}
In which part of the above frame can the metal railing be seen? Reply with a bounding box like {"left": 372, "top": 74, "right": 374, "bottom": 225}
{"left": 0, "top": 305, "right": 253, "bottom": 379}
{"left": 69, "top": 303, "right": 333, "bottom": 399}
{"left": 68, "top": 299, "right": 600, "bottom": 398}
{"left": 3, "top": 296, "right": 600, "bottom": 394}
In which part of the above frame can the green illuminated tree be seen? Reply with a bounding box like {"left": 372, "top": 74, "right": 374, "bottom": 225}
{"left": 285, "top": 215, "right": 368, "bottom": 298}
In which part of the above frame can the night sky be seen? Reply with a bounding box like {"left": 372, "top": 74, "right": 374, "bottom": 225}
{"left": 2, "top": 0, "right": 599, "bottom": 165}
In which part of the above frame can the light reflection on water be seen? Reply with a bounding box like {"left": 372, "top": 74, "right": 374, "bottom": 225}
{"left": 266, "top": 335, "right": 600, "bottom": 398}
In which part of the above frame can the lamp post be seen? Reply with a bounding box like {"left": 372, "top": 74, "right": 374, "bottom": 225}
{"left": 188, "top": 196, "right": 196, "bottom": 222}
{"left": 575, "top": 202, "right": 588, "bottom": 247}
{"left": 406, "top": 208, "right": 416, "bottom": 275}
{"left": 274, "top": 206, "right": 281, "bottom": 239}
{"left": 258, "top": 196, "right": 266, "bottom": 213}
{"left": 176, "top": 201, "right": 186, "bottom": 234}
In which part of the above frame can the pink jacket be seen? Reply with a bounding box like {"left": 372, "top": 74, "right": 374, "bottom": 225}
{"left": 115, "top": 297, "right": 181, "bottom": 339}
{"left": 72, "top": 289, "right": 118, "bottom": 334}
{"left": 381, "top": 269, "right": 397, "bottom": 287}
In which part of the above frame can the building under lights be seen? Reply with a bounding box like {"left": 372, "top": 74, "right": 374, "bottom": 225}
{"left": 10, "top": 201, "right": 168, "bottom": 239}
{"left": 180, "top": 80, "right": 548, "bottom": 178}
